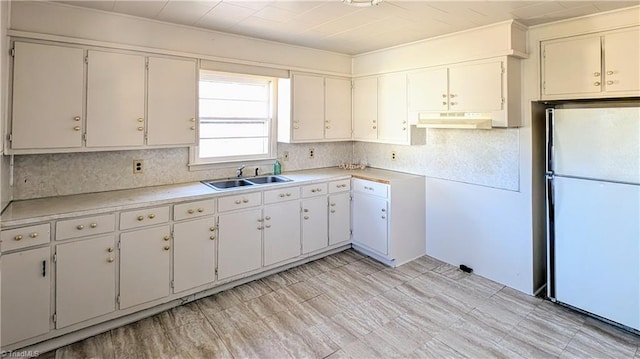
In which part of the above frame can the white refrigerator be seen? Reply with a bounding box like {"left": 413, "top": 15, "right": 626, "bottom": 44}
{"left": 546, "top": 102, "right": 640, "bottom": 331}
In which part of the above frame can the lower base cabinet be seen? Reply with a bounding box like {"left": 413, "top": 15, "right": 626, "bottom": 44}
{"left": 302, "top": 197, "right": 329, "bottom": 253}
{"left": 329, "top": 192, "right": 351, "bottom": 245}
{"left": 217, "top": 209, "right": 262, "bottom": 280}
{"left": 56, "top": 235, "right": 117, "bottom": 328}
{"left": 352, "top": 192, "right": 388, "bottom": 255}
{"left": 173, "top": 217, "right": 216, "bottom": 293}
{"left": 119, "top": 225, "right": 171, "bottom": 309}
{"left": 1, "top": 247, "right": 51, "bottom": 345}
{"left": 263, "top": 201, "right": 301, "bottom": 266}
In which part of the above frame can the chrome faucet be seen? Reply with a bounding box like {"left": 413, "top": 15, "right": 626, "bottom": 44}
{"left": 236, "top": 165, "right": 245, "bottom": 178}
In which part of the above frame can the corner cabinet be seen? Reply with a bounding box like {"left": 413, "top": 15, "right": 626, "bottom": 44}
{"left": 278, "top": 73, "right": 352, "bottom": 143}
{"left": 541, "top": 27, "right": 640, "bottom": 99}
{"left": 8, "top": 41, "right": 197, "bottom": 154}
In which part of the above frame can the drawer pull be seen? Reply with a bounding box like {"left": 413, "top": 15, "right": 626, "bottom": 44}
{"left": 265, "top": 216, "right": 271, "bottom": 220}
{"left": 197, "top": 208, "right": 204, "bottom": 213}
{"left": 279, "top": 193, "right": 285, "bottom": 198}
{"left": 188, "top": 209, "right": 194, "bottom": 214}
{"left": 30, "top": 232, "right": 39, "bottom": 238}
{"left": 235, "top": 200, "right": 242, "bottom": 204}
{"left": 163, "top": 236, "right": 170, "bottom": 241}
{"left": 265, "top": 225, "right": 271, "bottom": 228}
{"left": 304, "top": 216, "right": 309, "bottom": 220}
{"left": 148, "top": 214, "right": 155, "bottom": 219}
{"left": 311, "top": 189, "right": 316, "bottom": 193}
{"left": 14, "top": 235, "right": 23, "bottom": 241}
{"left": 107, "top": 257, "right": 115, "bottom": 263}
{"left": 286, "top": 193, "right": 291, "bottom": 197}
{"left": 164, "top": 246, "right": 171, "bottom": 251}
{"left": 242, "top": 199, "right": 249, "bottom": 203}
{"left": 331, "top": 210, "right": 336, "bottom": 213}
{"left": 210, "top": 236, "right": 216, "bottom": 240}
{"left": 137, "top": 215, "right": 144, "bottom": 221}
{"left": 303, "top": 209, "right": 309, "bottom": 213}
{"left": 107, "top": 247, "right": 114, "bottom": 252}
{"left": 42, "top": 261, "right": 47, "bottom": 277}
{"left": 77, "top": 224, "right": 85, "bottom": 230}
{"left": 210, "top": 227, "right": 216, "bottom": 232}
{"left": 90, "top": 223, "right": 98, "bottom": 228}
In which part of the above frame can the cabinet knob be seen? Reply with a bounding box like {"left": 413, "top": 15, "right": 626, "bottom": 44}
{"left": 77, "top": 224, "right": 84, "bottom": 230}
{"left": 163, "top": 236, "right": 170, "bottom": 241}
{"left": 137, "top": 118, "right": 144, "bottom": 123}
{"left": 148, "top": 214, "right": 155, "bottom": 219}
{"left": 90, "top": 223, "right": 98, "bottom": 228}
{"left": 442, "top": 101, "right": 447, "bottom": 105}
{"left": 257, "top": 226, "right": 263, "bottom": 230}
{"left": 330, "top": 203, "right": 336, "bottom": 206}
{"left": 381, "top": 215, "right": 386, "bottom": 219}
{"left": 279, "top": 193, "right": 285, "bottom": 198}
{"left": 210, "top": 236, "right": 216, "bottom": 240}
{"left": 607, "top": 70, "right": 614, "bottom": 75}
{"left": 293, "top": 126, "right": 299, "bottom": 129}
{"left": 303, "top": 209, "right": 309, "bottom": 212}
{"left": 257, "top": 218, "right": 264, "bottom": 222}
{"left": 607, "top": 80, "right": 614, "bottom": 85}
{"left": 188, "top": 209, "right": 194, "bottom": 214}
{"left": 330, "top": 210, "right": 336, "bottom": 213}
{"left": 137, "top": 215, "right": 144, "bottom": 221}
{"left": 593, "top": 72, "right": 601, "bottom": 77}
{"left": 190, "top": 118, "right": 196, "bottom": 122}
{"left": 373, "top": 126, "right": 377, "bottom": 129}
{"left": 74, "top": 116, "right": 81, "bottom": 121}
{"left": 402, "top": 127, "right": 407, "bottom": 131}
{"left": 304, "top": 216, "right": 309, "bottom": 220}
{"left": 235, "top": 200, "right": 242, "bottom": 204}
{"left": 311, "top": 189, "right": 316, "bottom": 193}
{"left": 449, "top": 94, "right": 456, "bottom": 98}
{"left": 30, "top": 232, "right": 39, "bottom": 238}
{"left": 190, "top": 126, "right": 196, "bottom": 130}
{"left": 210, "top": 227, "right": 216, "bottom": 232}
{"left": 265, "top": 224, "right": 271, "bottom": 228}
{"left": 372, "top": 120, "right": 376, "bottom": 123}
{"left": 14, "top": 235, "right": 23, "bottom": 241}
{"left": 107, "top": 247, "right": 114, "bottom": 252}
{"left": 442, "top": 94, "right": 447, "bottom": 98}
{"left": 381, "top": 208, "right": 386, "bottom": 212}
{"left": 316, "top": 188, "right": 322, "bottom": 192}
{"left": 450, "top": 102, "right": 457, "bottom": 106}
{"left": 164, "top": 246, "right": 170, "bottom": 251}
{"left": 286, "top": 193, "right": 291, "bottom": 196}
{"left": 73, "top": 126, "right": 81, "bottom": 131}
{"left": 107, "top": 257, "right": 115, "bottom": 263}
{"left": 137, "top": 127, "right": 144, "bottom": 131}
{"left": 197, "top": 208, "right": 204, "bottom": 213}
{"left": 594, "top": 81, "right": 601, "bottom": 86}
{"left": 265, "top": 216, "right": 271, "bottom": 220}
{"left": 242, "top": 199, "right": 249, "bottom": 203}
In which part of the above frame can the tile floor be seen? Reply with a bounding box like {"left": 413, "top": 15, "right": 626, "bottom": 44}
{"left": 42, "top": 249, "right": 640, "bottom": 358}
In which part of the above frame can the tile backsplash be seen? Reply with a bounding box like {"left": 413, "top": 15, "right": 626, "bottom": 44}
{"left": 9, "top": 129, "right": 519, "bottom": 200}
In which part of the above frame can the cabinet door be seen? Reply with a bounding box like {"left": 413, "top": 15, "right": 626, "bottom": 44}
{"left": 352, "top": 77, "right": 378, "bottom": 140}
{"left": 218, "top": 209, "right": 262, "bottom": 280}
{"left": 292, "top": 74, "right": 325, "bottom": 141}
{"left": 119, "top": 225, "right": 171, "bottom": 309}
{"left": 173, "top": 217, "right": 216, "bottom": 293}
{"left": 264, "top": 201, "right": 301, "bottom": 266}
{"left": 325, "top": 77, "right": 352, "bottom": 140}
{"left": 378, "top": 73, "right": 408, "bottom": 143}
{"left": 352, "top": 192, "right": 388, "bottom": 255}
{"left": 449, "top": 61, "right": 503, "bottom": 112}
{"left": 604, "top": 28, "right": 640, "bottom": 93}
{"left": 329, "top": 192, "right": 351, "bottom": 246}
{"left": 1, "top": 247, "right": 51, "bottom": 345}
{"left": 56, "top": 235, "right": 116, "bottom": 328}
{"left": 302, "top": 197, "right": 329, "bottom": 254}
{"left": 86, "top": 50, "right": 146, "bottom": 147}
{"left": 407, "top": 68, "right": 448, "bottom": 112}
{"left": 11, "top": 42, "right": 84, "bottom": 150}
{"left": 147, "top": 57, "right": 197, "bottom": 146}
{"left": 542, "top": 36, "right": 602, "bottom": 96}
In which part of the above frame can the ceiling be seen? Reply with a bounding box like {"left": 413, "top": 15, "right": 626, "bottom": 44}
{"left": 55, "top": 0, "right": 640, "bottom": 55}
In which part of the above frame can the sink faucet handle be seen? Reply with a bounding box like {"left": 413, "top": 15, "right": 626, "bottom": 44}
{"left": 236, "top": 165, "right": 245, "bottom": 178}
{"left": 255, "top": 167, "right": 260, "bottom": 176}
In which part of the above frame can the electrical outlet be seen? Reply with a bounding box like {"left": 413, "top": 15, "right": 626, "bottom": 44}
{"left": 309, "top": 148, "right": 315, "bottom": 159}
{"left": 283, "top": 151, "right": 289, "bottom": 161}
{"left": 133, "top": 160, "right": 144, "bottom": 174}
{"left": 391, "top": 151, "right": 397, "bottom": 161}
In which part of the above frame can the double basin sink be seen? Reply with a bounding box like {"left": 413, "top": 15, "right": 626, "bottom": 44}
{"left": 202, "top": 175, "right": 292, "bottom": 190}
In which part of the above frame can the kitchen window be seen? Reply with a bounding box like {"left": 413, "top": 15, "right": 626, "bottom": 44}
{"left": 191, "top": 70, "right": 276, "bottom": 166}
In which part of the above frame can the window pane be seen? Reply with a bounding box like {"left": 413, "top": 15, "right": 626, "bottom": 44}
{"left": 200, "top": 121, "right": 268, "bottom": 138}
{"left": 199, "top": 137, "right": 269, "bottom": 158}
{"left": 199, "top": 99, "right": 268, "bottom": 118}
{"left": 199, "top": 82, "right": 268, "bottom": 102}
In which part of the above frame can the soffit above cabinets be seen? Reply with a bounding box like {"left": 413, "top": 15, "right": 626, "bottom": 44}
{"left": 51, "top": 0, "right": 639, "bottom": 55}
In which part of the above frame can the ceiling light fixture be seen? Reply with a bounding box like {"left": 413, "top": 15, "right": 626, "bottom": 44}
{"left": 343, "top": 0, "right": 383, "bottom": 7}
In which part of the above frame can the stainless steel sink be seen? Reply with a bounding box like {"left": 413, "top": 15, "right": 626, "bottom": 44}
{"left": 246, "top": 175, "right": 292, "bottom": 185}
{"left": 202, "top": 179, "right": 254, "bottom": 190}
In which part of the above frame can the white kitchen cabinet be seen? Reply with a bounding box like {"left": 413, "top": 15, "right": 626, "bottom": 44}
{"left": 1, "top": 246, "right": 51, "bottom": 345}
{"left": 351, "top": 176, "right": 425, "bottom": 267}
{"left": 542, "top": 27, "right": 640, "bottom": 99}
{"left": 10, "top": 42, "right": 84, "bottom": 150}
{"left": 86, "top": 50, "right": 146, "bottom": 147}
{"left": 119, "top": 225, "right": 171, "bottom": 309}
{"left": 378, "top": 73, "right": 409, "bottom": 143}
{"left": 55, "top": 235, "right": 117, "bottom": 328}
{"left": 263, "top": 201, "right": 301, "bottom": 266}
{"left": 301, "top": 183, "right": 329, "bottom": 254}
{"left": 279, "top": 73, "right": 352, "bottom": 143}
{"left": 217, "top": 208, "right": 263, "bottom": 280}
{"left": 352, "top": 76, "right": 378, "bottom": 141}
{"left": 173, "top": 217, "right": 216, "bottom": 293}
{"left": 329, "top": 191, "right": 351, "bottom": 246}
{"left": 407, "top": 68, "right": 448, "bottom": 112}
{"left": 147, "top": 56, "right": 197, "bottom": 146}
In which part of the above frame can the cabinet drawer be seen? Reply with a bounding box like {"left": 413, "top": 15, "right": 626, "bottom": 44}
{"left": 329, "top": 179, "right": 350, "bottom": 193}
{"left": 352, "top": 178, "right": 389, "bottom": 198}
{"left": 1, "top": 223, "right": 50, "bottom": 252}
{"left": 174, "top": 199, "right": 216, "bottom": 221}
{"left": 218, "top": 192, "right": 262, "bottom": 212}
{"left": 302, "top": 183, "right": 328, "bottom": 198}
{"left": 120, "top": 206, "right": 170, "bottom": 230}
{"left": 56, "top": 213, "right": 116, "bottom": 240}
{"left": 264, "top": 187, "right": 300, "bottom": 204}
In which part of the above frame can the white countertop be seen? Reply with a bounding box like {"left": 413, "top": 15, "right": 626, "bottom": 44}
{"left": 1, "top": 167, "right": 423, "bottom": 227}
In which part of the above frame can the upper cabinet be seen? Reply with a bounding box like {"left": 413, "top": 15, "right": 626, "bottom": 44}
{"left": 11, "top": 42, "right": 84, "bottom": 150}
{"left": 278, "top": 73, "right": 351, "bottom": 143}
{"left": 8, "top": 41, "right": 198, "bottom": 154}
{"left": 542, "top": 27, "right": 640, "bottom": 100}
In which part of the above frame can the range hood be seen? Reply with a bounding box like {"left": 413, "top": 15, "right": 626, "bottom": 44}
{"left": 417, "top": 112, "right": 493, "bottom": 129}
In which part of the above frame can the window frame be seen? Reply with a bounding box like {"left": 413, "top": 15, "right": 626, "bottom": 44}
{"left": 189, "top": 71, "right": 279, "bottom": 170}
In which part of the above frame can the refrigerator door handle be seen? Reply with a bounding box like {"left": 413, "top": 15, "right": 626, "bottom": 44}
{"left": 545, "top": 108, "right": 554, "bottom": 174}
{"left": 545, "top": 107, "right": 556, "bottom": 300}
